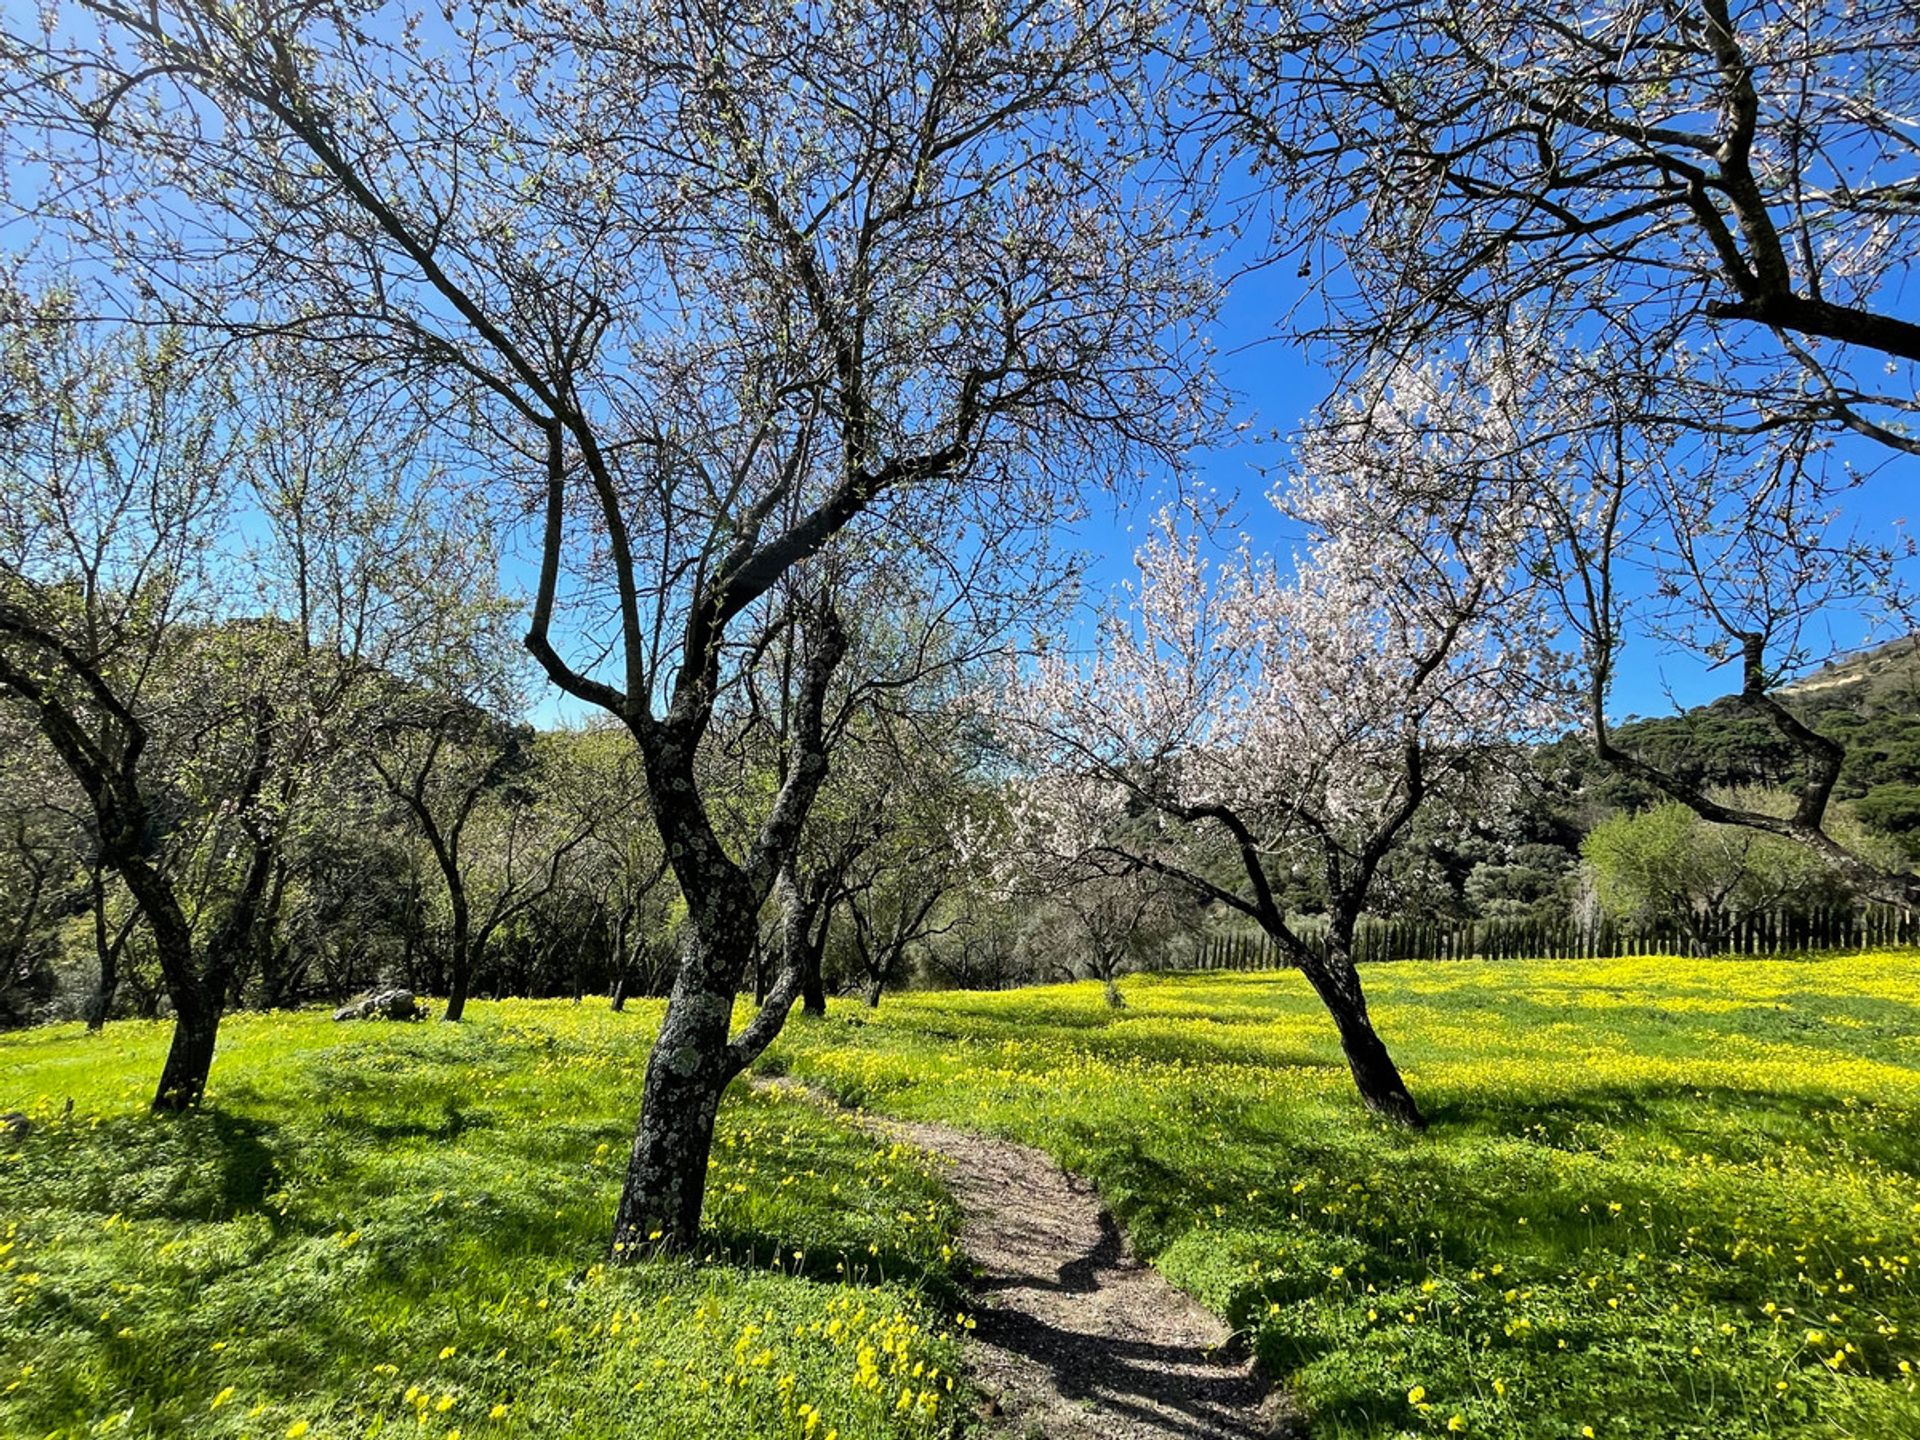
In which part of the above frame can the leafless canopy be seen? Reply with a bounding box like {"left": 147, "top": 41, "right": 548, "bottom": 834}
{"left": 1207, "top": 0, "right": 1920, "bottom": 454}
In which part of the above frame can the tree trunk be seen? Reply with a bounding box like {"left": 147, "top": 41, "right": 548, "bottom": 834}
{"left": 609, "top": 921, "right": 748, "bottom": 1254}
{"left": 444, "top": 895, "right": 472, "bottom": 1022}
{"left": 1295, "top": 941, "right": 1423, "bottom": 1127}
{"left": 865, "top": 975, "right": 884, "bottom": 1008}
{"left": 85, "top": 953, "right": 117, "bottom": 1031}
{"left": 152, "top": 978, "right": 221, "bottom": 1112}
{"left": 610, "top": 909, "right": 631, "bottom": 1011}
{"left": 796, "top": 886, "right": 833, "bottom": 1018}
{"left": 86, "top": 875, "right": 126, "bottom": 1032}
{"left": 801, "top": 939, "right": 827, "bottom": 1016}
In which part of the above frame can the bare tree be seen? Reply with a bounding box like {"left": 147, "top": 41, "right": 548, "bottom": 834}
{"left": 5, "top": 0, "right": 1214, "bottom": 1246}
{"left": 369, "top": 708, "right": 594, "bottom": 1020}
{"left": 1020, "top": 858, "right": 1180, "bottom": 1009}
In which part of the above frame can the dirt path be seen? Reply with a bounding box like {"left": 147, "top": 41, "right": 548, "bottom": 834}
{"left": 760, "top": 1081, "right": 1295, "bottom": 1439}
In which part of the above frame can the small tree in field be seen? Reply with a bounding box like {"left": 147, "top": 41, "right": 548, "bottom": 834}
{"left": 1037, "top": 863, "right": 1180, "bottom": 1009}
{"left": 0, "top": 311, "right": 268, "bottom": 1108}
{"left": 0, "top": 296, "right": 501, "bottom": 1105}
{"left": 1008, "top": 478, "right": 1562, "bottom": 1126}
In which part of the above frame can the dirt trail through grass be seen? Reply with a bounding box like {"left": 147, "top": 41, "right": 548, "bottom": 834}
{"left": 894, "top": 1116, "right": 1294, "bottom": 1440}
{"left": 762, "top": 1079, "right": 1291, "bottom": 1439}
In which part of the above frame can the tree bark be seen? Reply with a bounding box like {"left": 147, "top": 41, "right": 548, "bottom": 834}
{"left": 609, "top": 923, "right": 748, "bottom": 1254}
{"left": 85, "top": 954, "right": 117, "bottom": 1031}
{"left": 152, "top": 977, "right": 221, "bottom": 1111}
{"left": 1297, "top": 936, "right": 1424, "bottom": 1129}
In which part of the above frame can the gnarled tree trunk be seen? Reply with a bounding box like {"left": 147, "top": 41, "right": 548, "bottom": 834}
{"left": 610, "top": 901, "right": 757, "bottom": 1253}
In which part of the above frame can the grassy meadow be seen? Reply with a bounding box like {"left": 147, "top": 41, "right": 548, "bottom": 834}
{"left": 5, "top": 953, "right": 1920, "bottom": 1439}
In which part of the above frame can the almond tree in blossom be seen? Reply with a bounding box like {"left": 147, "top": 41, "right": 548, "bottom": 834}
{"left": 1006, "top": 446, "right": 1565, "bottom": 1126}
{"left": 1316, "top": 337, "right": 1919, "bottom": 905}
{"left": 3, "top": 0, "right": 1216, "bottom": 1247}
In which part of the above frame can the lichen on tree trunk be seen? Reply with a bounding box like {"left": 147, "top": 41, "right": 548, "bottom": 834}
{"left": 610, "top": 992, "right": 732, "bottom": 1253}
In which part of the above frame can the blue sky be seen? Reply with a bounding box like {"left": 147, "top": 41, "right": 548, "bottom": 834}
{"left": 1052, "top": 231, "right": 1917, "bottom": 727}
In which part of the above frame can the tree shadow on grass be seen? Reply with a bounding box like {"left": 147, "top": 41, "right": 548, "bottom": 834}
{"left": 313, "top": 1094, "right": 489, "bottom": 1145}
{"left": 1, "top": 1107, "right": 282, "bottom": 1223}
{"left": 1424, "top": 1078, "right": 1920, "bottom": 1177}
{"left": 699, "top": 1220, "right": 967, "bottom": 1304}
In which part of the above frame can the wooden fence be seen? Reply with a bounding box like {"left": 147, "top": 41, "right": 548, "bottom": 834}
{"left": 1178, "top": 902, "right": 1920, "bottom": 971}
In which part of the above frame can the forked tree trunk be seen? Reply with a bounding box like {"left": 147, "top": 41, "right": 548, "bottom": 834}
{"left": 608, "top": 613, "right": 844, "bottom": 1256}
{"left": 1295, "top": 934, "right": 1423, "bottom": 1129}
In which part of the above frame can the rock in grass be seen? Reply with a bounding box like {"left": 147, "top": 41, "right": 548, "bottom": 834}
{"left": 332, "top": 989, "right": 424, "bottom": 1022}
{"left": 0, "top": 1112, "right": 30, "bottom": 1139}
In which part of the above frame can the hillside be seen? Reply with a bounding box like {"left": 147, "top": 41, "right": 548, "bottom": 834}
{"left": 1780, "top": 634, "right": 1920, "bottom": 702}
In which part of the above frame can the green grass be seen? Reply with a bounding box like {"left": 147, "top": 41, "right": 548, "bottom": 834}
{"left": 5, "top": 955, "right": 1920, "bottom": 1440}
{"left": 765, "top": 954, "right": 1920, "bottom": 1440}
{"left": 0, "top": 1006, "right": 969, "bottom": 1440}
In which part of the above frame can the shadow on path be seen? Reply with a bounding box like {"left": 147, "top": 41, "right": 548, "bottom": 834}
{"left": 884, "top": 1115, "right": 1299, "bottom": 1440}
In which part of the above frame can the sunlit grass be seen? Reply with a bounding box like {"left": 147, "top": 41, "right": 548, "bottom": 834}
{"left": 0, "top": 1004, "right": 967, "bottom": 1440}
{"left": 768, "top": 953, "right": 1920, "bottom": 1440}
{"left": 7, "top": 953, "right": 1920, "bottom": 1439}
